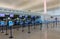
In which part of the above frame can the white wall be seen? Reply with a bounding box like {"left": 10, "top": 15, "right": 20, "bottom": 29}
{"left": 41, "top": 7, "right": 60, "bottom": 21}
{"left": 47, "top": 8, "right": 60, "bottom": 15}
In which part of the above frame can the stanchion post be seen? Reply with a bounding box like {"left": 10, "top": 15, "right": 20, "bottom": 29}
{"left": 5, "top": 25, "right": 8, "bottom": 35}
{"left": 1, "top": 26, "right": 4, "bottom": 33}
{"left": 47, "top": 22, "right": 48, "bottom": 29}
{"left": 9, "top": 26, "right": 13, "bottom": 38}
{"left": 40, "top": 23, "right": 42, "bottom": 30}
{"left": 28, "top": 25, "right": 31, "bottom": 33}
{"left": 22, "top": 25, "right": 24, "bottom": 32}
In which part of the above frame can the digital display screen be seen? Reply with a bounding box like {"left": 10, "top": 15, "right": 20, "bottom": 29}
{"left": 19, "top": 15, "right": 22, "bottom": 18}
{"left": 25, "top": 15, "right": 28, "bottom": 18}
{"left": 10, "top": 14, "right": 14, "bottom": 17}
{"left": 0, "top": 14, "right": 5, "bottom": 17}
{"left": 31, "top": 16, "right": 35, "bottom": 18}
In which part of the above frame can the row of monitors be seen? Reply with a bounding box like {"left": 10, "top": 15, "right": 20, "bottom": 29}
{"left": 0, "top": 13, "right": 13, "bottom": 17}
{"left": 0, "top": 14, "right": 40, "bottom": 18}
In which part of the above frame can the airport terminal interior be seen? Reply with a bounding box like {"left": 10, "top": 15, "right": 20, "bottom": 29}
{"left": 0, "top": 0, "right": 60, "bottom": 39}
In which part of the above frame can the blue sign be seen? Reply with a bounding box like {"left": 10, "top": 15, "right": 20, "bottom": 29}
{"left": 0, "top": 14, "right": 5, "bottom": 17}
{"left": 8, "top": 21, "right": 14, "bottom": 26}
{"left": 0, "top": 21, "right": 5, "bottom": 26}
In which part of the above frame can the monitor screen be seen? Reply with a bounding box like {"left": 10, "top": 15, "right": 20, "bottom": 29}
{"left": 0, "top": 14, "right": 5, "bottom": 17}
{"left": 31, "top": 16, "right": 35, "bottom": 18}
{"left": 10, "top": 14, "right": 14, "bottom": 17}
{"left": 25, "top": 15, "right": 28, "bottom": 18}
{"left": 19, "top": 15, "right": 22, "bottom": 18}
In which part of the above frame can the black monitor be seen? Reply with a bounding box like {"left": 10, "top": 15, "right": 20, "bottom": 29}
{"left": 28, "top": 15, "right": 31, "bottom": 18}
{"left": 36, "top": 16, "right": 40, "bottom": 19}
{"left": 0, "top": 14, "right": 5, "bottom": 17}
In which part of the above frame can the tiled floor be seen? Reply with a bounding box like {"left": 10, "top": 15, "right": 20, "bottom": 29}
{"left": 0, "top": 23, "right": 60, "bottom": 39}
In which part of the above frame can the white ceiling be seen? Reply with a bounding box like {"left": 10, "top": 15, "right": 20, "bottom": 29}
{"left": 0, "top": 0, "right": 60, "bottom": 12}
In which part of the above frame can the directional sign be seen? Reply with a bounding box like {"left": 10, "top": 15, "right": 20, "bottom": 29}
{"left": 0, "top": 21, "right": 5, "bottom": 26}
{"left": 9, "top": 21, "right": 14, "bottom": 26}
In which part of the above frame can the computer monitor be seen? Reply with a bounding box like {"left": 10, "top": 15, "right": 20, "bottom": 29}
{"left": 0, "top": 14, "right": 5, "bottom": 17}
{"left": 31, "top": 16, "right": 34, "bottom": 18}
{"left": 19, "top": 15, "right": 22, "bottom": 18}
{"left": 31, "top": 16, "right": 35, "bottom": 19}
{"left": 10, "top": 14, "right": 14, "bottom": 17}
{"left": 19, "top": 15, "right": 25, "bottom": 19}
{"left": 25, "top": 15, "right": 28, "bottom": 18}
